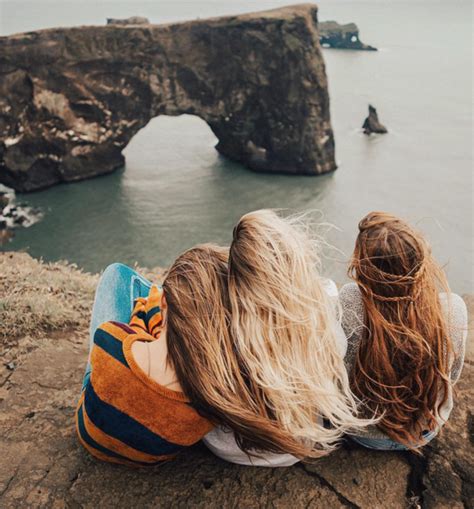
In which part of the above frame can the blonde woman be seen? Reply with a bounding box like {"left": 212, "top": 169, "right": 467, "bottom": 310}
{"left": 339, "top": 211, "right": 467, "bottom": 450}
{"left": 204, "top": 210, "right": 374, "bottom": 465}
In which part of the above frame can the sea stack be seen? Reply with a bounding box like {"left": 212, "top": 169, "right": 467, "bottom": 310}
{"left": 319, "top": 21, "right": 377, "bottom": 51}
{"left": 362, "top": 105, "right": 388, "bottom": 134}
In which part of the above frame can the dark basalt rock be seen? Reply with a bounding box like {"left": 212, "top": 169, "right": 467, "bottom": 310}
{"left": 106, "top": 16, "right": 150, "bottom": 25}
{"left": 0, "top": 4, "right": 336, "bottom": 192}
{"left": 362, "top": 105, "right": 388, "bottom": 135}
{"left": 0, "top": 188, "right": 42, "bottom": 241}
{"left": 0, "top": 192, "right": 8, "bottom": 212}
{"left": 319, "top": 21, "right": 377, "bottom": 51}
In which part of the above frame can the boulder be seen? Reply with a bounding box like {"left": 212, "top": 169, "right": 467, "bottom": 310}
{"left": 0, "top": 192, "right": 8, "bottom": 212}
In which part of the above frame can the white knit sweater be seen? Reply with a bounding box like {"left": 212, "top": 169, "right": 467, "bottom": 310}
{"left": 339, "top": 283, "right": 468, "bottom": 440}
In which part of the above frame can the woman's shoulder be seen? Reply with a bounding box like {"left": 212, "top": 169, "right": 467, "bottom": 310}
{"left": 339, "top": 282, "right": 363, "bottom": 301}
{"left": 439, "top": 292, "right": 468, "bottom": 344}
{"left": 338, "top": 284, "right": 366, "bottom": 359}
{"left": 438, "top": 292, "right": 467, "bottom": 318}
{"left": 339, "top": 283, "right": 365, "bottom": 318}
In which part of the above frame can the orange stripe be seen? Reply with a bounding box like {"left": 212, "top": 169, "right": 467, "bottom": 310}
{"left": 91, "top": 347, "right": 212, "bottom": 445}
{"left": 77, "top": 429, "right": 134, "bottom": 466}
{"left": 82, "top": 403, "right": 172, "bottom": 464}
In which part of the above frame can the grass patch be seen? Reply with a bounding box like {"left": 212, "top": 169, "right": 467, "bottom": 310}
{"left": 0, "top": 252, "right": 98, "bottom": 343}
{"left": 0, "top": 252, "right": 166, "bottom": 350}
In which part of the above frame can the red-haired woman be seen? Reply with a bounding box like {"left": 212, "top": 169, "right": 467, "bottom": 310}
{"left": 340, "top": 211, "right": 468, "bottom": 450}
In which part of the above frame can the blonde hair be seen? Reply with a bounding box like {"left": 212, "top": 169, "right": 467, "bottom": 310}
{"left": 228, "top": 210, "right": 375, "bottom": 457}
{"left": 349, "top": 211, "right": 452, "bottom": 449}
{"left": 164, "top": 243, "right": 348, "bottom": 458}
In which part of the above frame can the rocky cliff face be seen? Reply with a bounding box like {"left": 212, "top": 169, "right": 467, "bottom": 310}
{"left": 0, "top": 4, "right": 336, "bottom": 192}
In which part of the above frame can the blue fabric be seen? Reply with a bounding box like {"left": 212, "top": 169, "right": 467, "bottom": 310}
{"left": 77, "top": 404, "right": 138, "bottom": 464}
{"left": 83, "top": 382, "right": 183, "bottom": 456}
{"left": 82, "top": 263, "right": 153, "bottom": 389}
{"left": 349, "top": 429, "right": 438, "bottom": 451}
{"left": 93, "top": 327, "right": 129, "bottom": 368}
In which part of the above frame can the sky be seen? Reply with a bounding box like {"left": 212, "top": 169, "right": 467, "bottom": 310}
{"left": 1, "top": 0, "right": 471, "bottom": 36}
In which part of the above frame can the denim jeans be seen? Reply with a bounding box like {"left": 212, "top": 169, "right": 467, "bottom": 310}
{"left": 349, "top": 429, "right": 438, "bottom": 451}
{"left": 82, "top": 263, "right": 153, "bottom": 389}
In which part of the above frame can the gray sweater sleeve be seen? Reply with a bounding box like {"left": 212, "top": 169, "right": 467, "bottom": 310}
{"left": 439, "top": 293, "right": 468, "bottom": 384}
{"left": 339, "top": 283, "right": 366, "bottom": 371}
{"left": 339, "top": 285, "right": 468, "bottom": 383}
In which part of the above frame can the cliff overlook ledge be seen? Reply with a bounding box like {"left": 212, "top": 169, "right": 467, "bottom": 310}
{"left": 0, "top": 252, "right": 472, "bottom": 508}
{"left": 0, "top": 4, "right": 336, "bottom": 192}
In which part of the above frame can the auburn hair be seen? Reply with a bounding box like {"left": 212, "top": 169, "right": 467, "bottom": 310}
{"left": 348, "top": 211, "right": 452, "bottom": 448}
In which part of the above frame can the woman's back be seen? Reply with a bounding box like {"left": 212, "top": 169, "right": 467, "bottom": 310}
{"left": 340, "top": 283, "right": 467, "bottom": 441}
{"left": 342, "top": 211, "right": 468, "bottom": 449}
{"left": 77, "top": 320, "right": 213, "bottom": 466}
{"left": 205, "top": 210, "right": 375, "bottom": 462}
{"left": 203, "top": 277, "right": 347, "bottom": 466}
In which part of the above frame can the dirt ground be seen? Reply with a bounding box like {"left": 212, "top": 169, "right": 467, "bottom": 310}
{"left": 0, "top": 252, "right": 472, "bottom": 508}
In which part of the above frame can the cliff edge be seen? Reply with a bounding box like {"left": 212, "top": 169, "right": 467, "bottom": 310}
{"left": 0, "top": 252, "right": 472, "bottom": 508}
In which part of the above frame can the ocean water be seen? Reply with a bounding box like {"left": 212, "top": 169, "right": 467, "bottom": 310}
{"left": 1, "top": 0, "right": 472, "bottom": 293}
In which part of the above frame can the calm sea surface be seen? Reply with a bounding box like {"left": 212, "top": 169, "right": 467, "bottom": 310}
{"left": 1, "top": 0, "right": 472, "bottom": 293}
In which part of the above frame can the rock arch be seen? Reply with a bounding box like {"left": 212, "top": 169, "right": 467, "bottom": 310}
{"left": 0, "top": 4, "right": 336, "bottom": 192}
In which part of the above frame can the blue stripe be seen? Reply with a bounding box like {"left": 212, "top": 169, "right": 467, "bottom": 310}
{"left": 93, "top": 328, "right": 128, "bottom": 367}
{"left": 135, "top": 311, "right": 147, "bottom": 322}
{"left": 84, "top": 382, "right": 184, "bottom": 456}
{"left": 77, "top": 403, "right": 139, "bottom": 464}
{"left": 146, "top": 306, "right": 161, "bottom": 322}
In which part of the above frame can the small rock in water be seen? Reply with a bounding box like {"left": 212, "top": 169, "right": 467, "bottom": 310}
{"left": 319, "top": 21, "right": 377, "bottom": 51}
{"left": 0, "top": 229, "right": 14, "bottom": 244}
{"left": 13, "top": 214, "right": 27, "bottom": 226}
{"left": 363, "top": 105, "right": 388, "bottom": 135}
{"left": 0, "top": 188, "right": 43, "bottom": 243}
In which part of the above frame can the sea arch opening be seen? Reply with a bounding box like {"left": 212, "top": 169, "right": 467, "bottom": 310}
{"left": 123, "top": 114, "right": 220, "bottom": 176}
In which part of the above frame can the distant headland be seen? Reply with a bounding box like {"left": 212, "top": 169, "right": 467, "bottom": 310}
{"left": 319, "top": 21, "right": 377, "bottom": 51}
